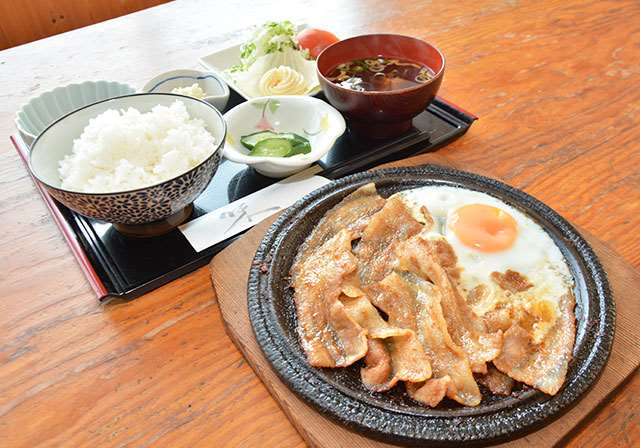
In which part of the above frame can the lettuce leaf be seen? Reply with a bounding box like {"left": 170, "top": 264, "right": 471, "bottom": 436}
{"left": 231, "top": 21, "right": 303, "bottom": 72}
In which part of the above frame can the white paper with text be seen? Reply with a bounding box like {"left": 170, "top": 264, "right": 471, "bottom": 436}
{"left": 179, "top": 166, "right": 330, "bottom": 252}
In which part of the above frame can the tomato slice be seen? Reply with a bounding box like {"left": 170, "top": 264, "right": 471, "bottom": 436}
{"left": 296, "top": 28, "right": 340, "bottom": 59}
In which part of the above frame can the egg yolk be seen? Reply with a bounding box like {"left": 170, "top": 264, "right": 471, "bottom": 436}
{"left": 449, "top": 204, "right": 518, "bottom": 252}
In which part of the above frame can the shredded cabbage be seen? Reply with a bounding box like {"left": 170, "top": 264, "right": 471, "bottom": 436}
{"left": 227, "top": 21, "right": 318, "bottom": 96}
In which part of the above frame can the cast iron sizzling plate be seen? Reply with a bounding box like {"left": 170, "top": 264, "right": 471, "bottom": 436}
{"left": 247, "top": 165, "right": 615, "bottom": 446}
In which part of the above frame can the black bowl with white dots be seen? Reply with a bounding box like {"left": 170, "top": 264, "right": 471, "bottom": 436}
{"left": 28, "top": 93, "right": 225, "bottom": 229}
{"left": 247, "top": 165, "right": 615, "bottom": 446}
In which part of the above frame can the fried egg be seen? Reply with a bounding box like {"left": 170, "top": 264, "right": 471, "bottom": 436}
{"left": 398, "top": 186, "right": 573, "bottom": 343}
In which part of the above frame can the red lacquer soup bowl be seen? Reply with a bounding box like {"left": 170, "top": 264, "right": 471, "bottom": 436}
{"left": 317, "top": 34, "right": 445, "bottom": 139}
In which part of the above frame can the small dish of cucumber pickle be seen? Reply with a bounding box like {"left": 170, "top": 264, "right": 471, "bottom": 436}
{"left": 222, "top": 95, "right": 346, "bottom": 178}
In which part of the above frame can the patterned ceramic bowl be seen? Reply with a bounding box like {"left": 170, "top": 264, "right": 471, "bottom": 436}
{"left": 15, "top": 80, "right": 136, "bottom": 145}
{"left": 29, "top": 93, "right": 225, "bottom": 236}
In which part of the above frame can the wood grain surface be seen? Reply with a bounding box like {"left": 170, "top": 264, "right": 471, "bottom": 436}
{"left": 0, "top": 0, "right": 638, "bottom": 446}
{"left": 0, "top": 0, "right": 170, "bottom": 50}
{"left": 209, "top": 152, "right": 640, "bottom": 448}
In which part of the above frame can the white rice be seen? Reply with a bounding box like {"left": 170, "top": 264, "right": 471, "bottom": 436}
{"left": 58, "top": 100, "right": 216, "bottom": 193}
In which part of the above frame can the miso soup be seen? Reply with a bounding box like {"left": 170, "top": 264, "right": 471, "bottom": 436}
{"left": 327, "top": 56, "right": 435, "bottom": 92}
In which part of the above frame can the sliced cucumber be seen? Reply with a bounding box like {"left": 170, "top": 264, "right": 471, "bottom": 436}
{"left": 240, "top": 131, "right": 281, "bottom": 150}
{"left": 241, "top": 131, "right": 313, "bottom": 157}
{"left": 250, "top": 138, "right": 293, "bottom": 157}
{"left": 281, "top": 133, "right": 312, "bottom": 156}
{"left": 288, "top": 140, "right": 312, "bottom": 156}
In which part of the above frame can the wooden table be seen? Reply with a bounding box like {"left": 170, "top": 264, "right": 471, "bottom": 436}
{"left": 0, "top": 0, "right": 638, "bottom": 446}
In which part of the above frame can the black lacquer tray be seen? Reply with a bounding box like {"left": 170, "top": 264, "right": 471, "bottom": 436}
{"left": 13, "top": 90, "right": 476, "bottom": 300}
{"left": 247, "top": 165, "right": 614, "bottom": 446}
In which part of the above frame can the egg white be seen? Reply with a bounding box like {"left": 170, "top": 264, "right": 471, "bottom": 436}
{"left": 397, "top": 186, "right": 573, "bottom": 315}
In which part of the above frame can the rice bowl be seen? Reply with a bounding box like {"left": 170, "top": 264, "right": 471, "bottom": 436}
{"left": 28, "top": 93, "right": 226, "bottom": 232}
{"left": 59, "top": 100, "right": 217, "bottom": 193}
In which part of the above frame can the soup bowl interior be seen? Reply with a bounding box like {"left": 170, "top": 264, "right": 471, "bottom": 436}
{"left": 29, "top": 93, "right": 226, "bottom": 234}
{"left": 317, "top": 34, "right": 445, "bottom": 139}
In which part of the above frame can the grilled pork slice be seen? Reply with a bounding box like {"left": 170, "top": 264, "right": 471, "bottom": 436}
{"left": 396, "top": 235, "right": 503, "bottom": 373}
{"left": 340, "top": 291, "right": 432, "bottom": 391}
{"left": 377, "top": 272, "right": 482, "bottom": 407}
{"left": 493, "top": 291, "right": 575, "bottom": 395}
{"left": 291, "top": 229, "right": 367, "bottom": 367}
{"left": 292, "top": 183, "right": 385, "bottom": 279}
